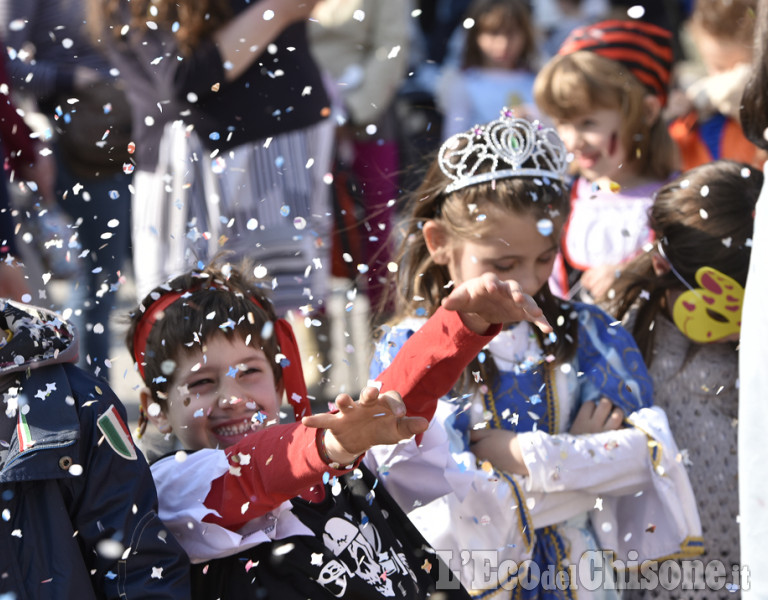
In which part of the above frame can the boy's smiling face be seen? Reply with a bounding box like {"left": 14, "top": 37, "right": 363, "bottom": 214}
{"left": 145, "top": 333, "right": 282, "bottom": 451}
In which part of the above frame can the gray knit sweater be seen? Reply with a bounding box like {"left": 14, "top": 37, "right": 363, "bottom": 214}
{"left": 625, "top": 312, "right": 740, "bottom": 599}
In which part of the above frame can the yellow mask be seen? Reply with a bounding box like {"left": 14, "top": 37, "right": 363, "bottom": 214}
{"left": 672, "top": 267, "right": 744, "bottom": 343}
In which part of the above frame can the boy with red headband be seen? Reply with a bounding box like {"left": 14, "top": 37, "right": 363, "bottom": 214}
{"left": 126, "top": 261, "right": 552, "bottom": 599}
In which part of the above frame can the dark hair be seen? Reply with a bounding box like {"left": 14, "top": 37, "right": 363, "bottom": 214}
{"left": 740, "top": 0, "right": 768, "bottom": 151}
{"left": 126, "top": 260, "right": 283, "bottom": 416}
{"left": 89, "top": 0, "right": 232, "bottom": 54}
{"left": 380, "top": 132, "right": 577, "bottom": 392}
{"left": 609, "top": 160, "right": 761, "bottom": 364}
{"left": 461, "top": 0, "right": 539, "bottom": 70}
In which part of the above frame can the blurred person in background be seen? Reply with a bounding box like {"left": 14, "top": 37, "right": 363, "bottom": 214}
{"left": 1, "top": 0, "right": 133, "bottom": 377}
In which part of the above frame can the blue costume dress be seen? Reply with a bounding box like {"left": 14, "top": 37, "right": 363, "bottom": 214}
{"left": 369, "top": 302, "right": 703, "bottom": 599}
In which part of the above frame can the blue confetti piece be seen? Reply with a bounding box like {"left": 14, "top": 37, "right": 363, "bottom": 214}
{"left": 323, "top": 471, "right": 330, "bottom": 484}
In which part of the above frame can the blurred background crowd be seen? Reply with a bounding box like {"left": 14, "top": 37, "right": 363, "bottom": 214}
{"left": 0, "top": 0, "right": 759, "bottom": 426}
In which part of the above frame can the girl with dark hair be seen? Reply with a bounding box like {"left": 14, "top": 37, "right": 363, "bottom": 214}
{"left": 437, "top": 0, "right": 542, "bottom": 137}
{"left": 609, "top": 160, "right": 761, "bottom": 599}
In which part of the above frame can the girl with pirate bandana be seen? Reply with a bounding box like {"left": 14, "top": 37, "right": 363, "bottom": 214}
{"left": 534, "top": 19, "right": 680, "bottom": 301}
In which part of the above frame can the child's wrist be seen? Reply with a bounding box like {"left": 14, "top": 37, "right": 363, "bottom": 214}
{"left": 458, "top": 311, "right": 495, "bottom": 335}
{"left": 317, "top": 429, "right": 359, "bottom": 469}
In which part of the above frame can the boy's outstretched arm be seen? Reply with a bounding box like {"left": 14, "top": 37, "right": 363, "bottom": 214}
{"left": 302, "top": 387, "right": 427, "bottom": 465}
{"left": 372, "top": 273, "right": 551, "bottom": 424}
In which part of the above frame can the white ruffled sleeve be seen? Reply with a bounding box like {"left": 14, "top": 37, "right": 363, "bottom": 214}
{"left": 151, "top": 450, "right": 312, "bottom": 563}
{"left": 516, "top": 406, "right": 703, "bottom": 562}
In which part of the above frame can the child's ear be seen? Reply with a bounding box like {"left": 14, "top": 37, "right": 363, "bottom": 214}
{"left": 423, "top": 219, "right": 450, "bottom": 265}
{"left": 139, "top": 387, "right": 172, "bottom": 434}
{"left": 643, "top": 94, "right": 663, "bottom": 127}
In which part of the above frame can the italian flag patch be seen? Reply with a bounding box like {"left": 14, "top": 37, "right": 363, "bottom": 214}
{"left": 97, "top": 405, "right": 138, "bottom": 461}
{"left": 17, "top": 411, "right": 33, "bottom": 452}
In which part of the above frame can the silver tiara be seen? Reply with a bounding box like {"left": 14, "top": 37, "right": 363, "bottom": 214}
{"left": 439, "top": 109, "right": 569, "bottom": 194}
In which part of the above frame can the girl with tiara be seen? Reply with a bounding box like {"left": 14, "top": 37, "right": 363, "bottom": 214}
{"left": 608, "top": 160, "right": 761, "bottom": 599}
{"left": 366, "top": 110, "right": 702, "bottom": 598}
{"left": 533, "top": 19, "right": 680, "bottom": 302}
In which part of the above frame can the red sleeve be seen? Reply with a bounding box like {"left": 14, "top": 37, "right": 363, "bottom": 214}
{"left": 0, "top": 53, "right": 35, "bottom": 171}
{"left": 202, "top": 422, "right": 354, "bottom": 530}
{"left": 374, "top": 306, "right": 500, "bottom": 423}
{"left": 203, "top": 307, "right": 498, "bottom": 531}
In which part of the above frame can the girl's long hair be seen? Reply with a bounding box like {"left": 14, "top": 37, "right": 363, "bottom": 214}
{"left": 90, "top": 0, "right": 232, "bottom": 54}
{"left": 608, "top": 160, "right": 762, "bottom": 365}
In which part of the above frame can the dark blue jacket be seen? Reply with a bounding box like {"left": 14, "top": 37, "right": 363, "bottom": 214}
{"left": 0, "top": 362, "right": 191, "bottom": 599}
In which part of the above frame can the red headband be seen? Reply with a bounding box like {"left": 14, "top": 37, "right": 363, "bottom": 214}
{"left": 132, "top": 289, "right": 311, "bottom": 421}
{"left": 558, "top": 19, "right": 673, "bottom": 106}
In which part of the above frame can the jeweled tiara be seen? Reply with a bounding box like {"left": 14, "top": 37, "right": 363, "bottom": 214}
{"left": 439, "top": 109, "right": 569, "bottom": 194}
